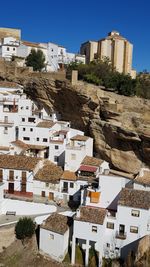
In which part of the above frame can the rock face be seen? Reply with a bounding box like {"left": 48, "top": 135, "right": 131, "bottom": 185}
{"left": 0, "top": 70, "right": 149, "bottom": 174}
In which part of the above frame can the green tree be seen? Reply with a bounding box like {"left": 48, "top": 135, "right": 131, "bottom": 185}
{"left": 25, "top": 49, "right": 45, "bottom": 71}
{"left": 15, "top": 217, "right": 35, "bottom": 243}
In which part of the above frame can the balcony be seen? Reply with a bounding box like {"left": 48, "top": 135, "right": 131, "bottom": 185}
{"left": 115, "top": 231, "right": 127, "bottom": 240}
{"left": 0, "top": 120, "right": 14, "bottom": 126}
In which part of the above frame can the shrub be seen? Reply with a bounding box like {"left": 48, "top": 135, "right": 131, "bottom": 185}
{"left": 15, "top": 217, "right": 35, "bottom": 243}
{"left": 75, "top": 245, "right": 84, "bottom": 265}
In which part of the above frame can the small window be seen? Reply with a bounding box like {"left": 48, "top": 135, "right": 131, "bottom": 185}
{"left": 30, "top": 128, "right": 33, "bottom": 132}
{"left": 55, "top": 145, "right": 59, "bottom": 150}
{"left": 20, "top": 106, "right": 23, "bottom": 110}
{"left": 13, "top": 47, "right": 15, "bottom": 51}
{"left": 22, "top": 118, "right": 25, "bottom": 122}
{"left": 23, "top": 128, "right": 25, "bottom": 131}
{"left": 49, "top": 234, "right": 54, "bottom": 240}
{"left": 70, "top": 182, "right": 74, "bottom": 188}
{"left": 23, "top": 137, "right": 30, "bottom": 141}
{"left": 54, "top": 156, "right": 58, "bottom": 162}
{"left": 26, "top": 106, "right": 29, "bottom": 110}
{"left": 92, "top": 226, "right": 97, "bottom": 233}
{"left": 131, "top": 210, "right": 140, "bottom": 217}
{"left": 106, "top": 243, "right": 110, "bottom": 248}
{"left": 106, "top": 222, "right": 114, "bottom": 229}
{"left": 4, "top": 127, "right": 8, "bottom": 134}
{"left": 7, "top": 47, "right": 9, "bottom": 51}
{"left": 43, "top": 138, "right": 48, "bottom": 142}
{"left": 130, "top": 226, "right": 138, "bottom": 234}
{"left": 36, "top": 137, "right": 39, "bottom": 141}
{"left": 71, "top": 153, "right": 76, "bottom": 160}
{"left": 45, "top": 182, "right": 49, "bottom": 187}
{"left": 28, "top": 117, "right": 35, "bottom": 122}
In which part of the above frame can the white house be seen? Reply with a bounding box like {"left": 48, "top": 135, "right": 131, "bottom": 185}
{"left": 0, "top": 154, "right": 42, "bottom": 197}
{"left": 114, "top": 188, "right": 150, "bottom": 258}
{"left": 71, "top": 206, "right": 107, "bottom": 266}
{"left": 65, "top": 135, "right": 93, "bottom": 172}
{"left": 40, "top": 212, "right": 73, "bottom": 262}
{"left": 0, "top": 37, "right": 20, "bottom": 60}
{"left": 33, "top": 160, "right": 63, "bottom": 201}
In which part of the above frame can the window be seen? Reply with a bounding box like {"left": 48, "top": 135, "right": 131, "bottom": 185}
{"left": 23, "top": 128, "right": 25, "bottom": 131}
{"left": 36, "top": 137, "right": 39, "bottom": 141}
{"left": 92, "top": 226, "right": 97, "bottom": 233}
{"left": 55, "top": 145, "right": 59, "bottom": 150}
{"left": 130, "top": 226, "right": 138, "bottom": 234}
{"left": 54, "top": 156, "right": 58, "bottom": 162}
{"left": 49, "top": 234, "right": 54, "bottom": 240}
{"left": 45, "top": 182, "right": 49, "bottom": 187}
{"left": 21, "top": 106, "right": 23, "bottom": 110}
{"left": 22, "top": 118, "right": 25, "bottom": 122}
{"left": 106, "top": 222, "right": 114, "bottom": 229}
{"left": 23, "top": 137, "right": 30, "bottom": 141}
{"left": 4, "top": 127, "right": 8, "bottom": 134}
{"left": 71, "top": 153, "right": 76, "bottom": 160}
{"left": 13, "top": 47, "right": 15, "bottom": 51}
{"left": 28, "top": 117, "right": 35, "bottom": 122}
{"left": 7, "top": 47, "right": 9, "bottom": 51}
{"left": 43, "top": 138, "right": 48, "bottom": 142}
{"left": 70, "top": 182, "right": 74, "bottom": 188}
{"left": 131, "top": 210, "right": 140, "bottom": 217}
{"left": 106, "top": 243, "right": 110, "bottom": 248}
{"left": 26, "top": 106, "right": 29, "bottom": 110}
{"left": 30, "top": 128, "right": 33, "bottom": 132}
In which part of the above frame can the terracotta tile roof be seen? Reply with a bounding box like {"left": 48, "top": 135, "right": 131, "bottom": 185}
{"left": 49, "top": 139, "right": 64, "bottom": 144}
{"left": 70, "top": 135, "right": 89, "bottom": 141}
{"left": 0, "top": 146, "right": 10, "bottom": 151}
{"left": 0, "top": 81, "right": 20, "bottom": 89}
{"left": 79, "top": 165, "right": 98, "bottom": 173}
{"left": 22, "top": 41, "right": 45, "bottom": 48}
{"left": 27, "top": 144, "right": 48, "bottom": 150}
{"left": 34, "top": 160, "right": 63, "bottom": 182}
{"left": 134, "top": 171, "right": 150, "bottom": 186}
{"left": 36, "top": 120, "right": 55, "bottom": 128}
{"left": 61, "top": 171, "right": 77, "bottom": 181}
{"left": 0, "top": 155, "right": 40, "bottom": 171}
{"left": 41, "top": 213, "right": 73, "bottom": 234}
{"left": 76, "top": 206, "right": 106, "bottom": 225}
{"left": 11, "top": 140, "right": 29, "bottom": 150}
{"left": 118, "top": 188, "right": 150, "bottom": 210}
{"left": 81, "top": 156, "right": 103, "bottom": 167}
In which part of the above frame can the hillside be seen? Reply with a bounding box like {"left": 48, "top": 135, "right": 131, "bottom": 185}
{"left": 0, "top": 68, "right": 150, "bottom": 174}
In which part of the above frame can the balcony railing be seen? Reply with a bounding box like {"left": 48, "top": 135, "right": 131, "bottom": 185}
{"left": 0, "top": 120, "right": 14, "bottom": 126}
{"left": 115, "top": 231, "right": 127, "bottom": 240}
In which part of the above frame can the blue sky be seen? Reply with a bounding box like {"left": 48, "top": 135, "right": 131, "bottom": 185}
{"left": 0, "top": 0, "right": 150, "bottom": 72}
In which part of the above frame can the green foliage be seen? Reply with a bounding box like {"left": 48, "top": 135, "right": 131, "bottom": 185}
{"left": 25, "top": 49, "right": 45, "bottom": 71}
{"left": 75, "top": 245, "right": 84, "bottom": 265}
{"left": 67, "top": 60, "right": 137, "bottom": 96}
{"left": 15, "top": 217, "right": 35, "bottom": 242}
{"left": 89, "top": 247, "right": 98, "bottom": 267}
{"left": 102, "top": 257, "right": 112, "bottom": 267}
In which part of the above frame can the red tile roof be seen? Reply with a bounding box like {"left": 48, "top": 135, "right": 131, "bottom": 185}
{"left": 79, "top": 165, "right": 98, "bottom": 173}
{"left": 75, "top": 206, "right": 106, "bottom": 225}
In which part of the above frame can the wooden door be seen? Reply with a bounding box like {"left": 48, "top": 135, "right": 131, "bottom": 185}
{"left": 41, "top": 191, "right": 45, "bottom": 197}
{"left": 22, "top": 171, "right": 26, "bottom": 183}
{"left": 49, "top": 192, "right": 54, "bottom": 200}
{"left": 9, "top": 170, "right": 14, "bottom": 181}
{"left": 8, "top": 183, "right": 14, "bottom": 193}
{"left": 21, "top": 183, "right": 26, "bottom": 192}
{"left": 0, "top": 169, "right": 3, "bottom": 182}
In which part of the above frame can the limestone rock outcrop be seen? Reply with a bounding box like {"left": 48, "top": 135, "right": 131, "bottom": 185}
{"left": 0, "top": 69, "right": 149, "bottom": 174}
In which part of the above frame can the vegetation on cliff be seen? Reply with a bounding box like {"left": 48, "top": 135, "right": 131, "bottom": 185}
{"left": 67, "top": 60, "right": 150, "bottom": 98}
{"left": 25, "top": 49, "right": 45, "bottom": 71}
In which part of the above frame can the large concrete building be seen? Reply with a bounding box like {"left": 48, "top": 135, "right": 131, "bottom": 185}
{"left": 80, "top": 31, "right": 136, "bottom": 78}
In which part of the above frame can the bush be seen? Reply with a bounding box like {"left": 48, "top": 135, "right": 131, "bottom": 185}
{"left": 25, "top": 49, "right": 45, "bottom": 72}
{"left": 15, "top": 217, "right": 35, "bottom": 243}
{"left": 75, "top": 245, "right": 84, "bottom": 265}
{"left": 89, "top": 247, "right": 99, "bottom": 267}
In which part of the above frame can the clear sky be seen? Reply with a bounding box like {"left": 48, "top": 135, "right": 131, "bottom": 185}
{"left": 0, "top": 0, "right": 150, "bottom": 72}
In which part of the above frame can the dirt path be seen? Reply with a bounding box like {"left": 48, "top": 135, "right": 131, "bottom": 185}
{"left": 0, "top": 226, "right": 15, "bottom": 252}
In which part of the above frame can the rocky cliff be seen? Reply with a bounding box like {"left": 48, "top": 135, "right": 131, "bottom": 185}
{"left": 0, "top": 70, "right": 150, "bottom": 174}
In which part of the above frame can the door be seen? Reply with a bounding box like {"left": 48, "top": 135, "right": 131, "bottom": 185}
{"left": 8, "top": 183, "right": 14, "bottom": 193}
{"left": 49, "top": 192, "right": 54, "bottom": 200}
{"left": 63, "top": 182, "right": 68, "bottom": 193}
{"left": 21, "top": 183, "right": 26, "bottom": 193}
{"left": 9, "top": 170, "right": 14, "bottom": 181}
{"left": 0, "top": 169, "right": 3, "bottom": 182}
{"left": 41, "top": 191, "right": 45, "bottom": 197}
